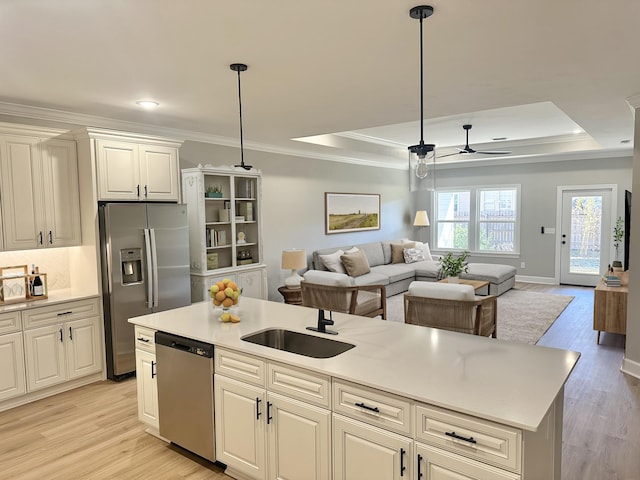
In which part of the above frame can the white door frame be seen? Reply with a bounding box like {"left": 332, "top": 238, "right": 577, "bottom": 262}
{"left": 555, "top": 184, "right": 618, "bottom": 285}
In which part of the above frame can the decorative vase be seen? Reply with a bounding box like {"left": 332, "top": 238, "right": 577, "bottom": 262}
{"left": 447, "top": 276, "right": 460, "bottom": 284}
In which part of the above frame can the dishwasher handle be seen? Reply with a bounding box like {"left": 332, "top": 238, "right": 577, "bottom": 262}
{"left": 155, "top": 331, "right": 214, "bottom": 358}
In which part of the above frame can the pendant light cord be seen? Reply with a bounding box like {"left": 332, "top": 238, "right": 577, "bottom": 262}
{"left": 419, "top": 13, "right": 424, "bottom": 146}
{"left": 236, "top": 69, "right": 245, "bottom": 166}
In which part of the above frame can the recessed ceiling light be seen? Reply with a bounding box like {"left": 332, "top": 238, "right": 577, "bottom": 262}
{"left": 136, "top": 100, "right": 159, "bottom": 109}
{"left": 572, "top": 128, "right": 582, "bottom": 134}
{"left": 492, "top": 137, "right": 507, "bottom": 141}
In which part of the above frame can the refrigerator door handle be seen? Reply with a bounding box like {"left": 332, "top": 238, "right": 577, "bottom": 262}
{"left": 144, "top": 228, "right": 154, "bottom": 308}
{"left": 150, "top": 228, "right": 159, "bottom": 308}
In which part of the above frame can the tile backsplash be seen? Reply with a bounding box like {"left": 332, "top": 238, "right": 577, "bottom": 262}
{"left": 0, "top": 249, "right": 71, "bottom": 290}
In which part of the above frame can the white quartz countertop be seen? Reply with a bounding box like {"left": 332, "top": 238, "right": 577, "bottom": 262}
{"left": 129, "top": 297, "right": 580, "bottom": 432}
{"left": 0, "top": 288, "right": 99, "bottom": 313}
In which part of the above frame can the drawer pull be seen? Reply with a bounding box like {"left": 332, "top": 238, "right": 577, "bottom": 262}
{"left": 57, "top": 311, "right": 73, "bottom": 316}
{"left": 445, "top": 431, "right": 477, "bottom": 444}
{"left": 355, "top": 402, "right": 380, "bottom": 413}
{"left": 137, "top": 337, "right": 150, "bottom": 343}
{"left": 400, "top": 447, "right": 406, "bottom": 477}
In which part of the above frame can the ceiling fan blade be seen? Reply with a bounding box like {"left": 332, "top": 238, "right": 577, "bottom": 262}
{"left": 437, "top": 151, "right": 462, "bottom": 158}
{"left": 474, "top": 150, "right": 512, "bottom": 155}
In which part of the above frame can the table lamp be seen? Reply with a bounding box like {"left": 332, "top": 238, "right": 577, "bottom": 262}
{"left": 281, "top": 249, "right": 307, "bottom": 288}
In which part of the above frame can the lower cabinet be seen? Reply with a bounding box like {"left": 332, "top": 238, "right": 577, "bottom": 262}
{"left": 23, "top": 317, "right": 102, "bottom": 391}
{"left": 190, "top": 265, "right": 268, "bottom": 302}
{"left": 134, "top": 325, "right": 159, "bottom": 431}
{"left": 214, "top": 348, "right": 332, "bottom": 480}
{"left": 333, "top": 413, "right": 412, "bottom": 480}
{"left": 0, "top": 331, "right": 26, "bottom": 401}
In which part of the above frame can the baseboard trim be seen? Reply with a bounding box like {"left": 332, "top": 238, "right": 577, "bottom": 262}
{"left": 621, "top": 356, "right": 640, "bottom": 379}
{"left": 515, "top": 275, "right": 557, "bottom": 285}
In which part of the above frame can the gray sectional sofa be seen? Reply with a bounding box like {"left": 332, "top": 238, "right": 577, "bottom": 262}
{"left": 311, "top": 240, "right": 516, "bottom": 297}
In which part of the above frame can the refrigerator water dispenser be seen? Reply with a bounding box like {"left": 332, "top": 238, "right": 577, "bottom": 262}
{"left": 120, "top": 249, "right": 142, "bottom": 285}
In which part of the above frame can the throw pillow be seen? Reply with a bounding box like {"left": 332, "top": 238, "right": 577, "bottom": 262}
{"left": 403, "top": 247, "right": 425, "bottom": 264}
{"left": 412, "top": 241, "right": 433, "bottom": 261}
{"left": 319, "top": 249, "right": 346, "bottom": 273}
{"left": 340, "top": 250, "right": 371, "bottom": 277}
{"left": 391, "top": 242, "right": 414, "bottom": 263}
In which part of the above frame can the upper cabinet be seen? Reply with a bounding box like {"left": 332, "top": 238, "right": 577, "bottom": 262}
{"left": 0, "top": 125, "right": 81, "bottom": 251}
{"left": 75, "top": 129, "right": 182, "bottom": 202}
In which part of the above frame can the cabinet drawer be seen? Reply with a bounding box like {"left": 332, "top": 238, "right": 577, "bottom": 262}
{"left": 268, "top": 362, "right": 331, "bottom": 409}
{"left": 333, "top": 379, "right": 412, "bottom": 436}
{"left": 134, "top": 325, "right": 156, "bottom": 353}
{"left": 0, "top": 311, "right": 21, "bottom": 334}
{"left": 415, "top": 403, "right": 522, "bottom": 473}
{"left": 215, "top": 347, "right": 266, "bottom": 387}
{"left": 22, "top": 298, "right": 100, "bottom": 329}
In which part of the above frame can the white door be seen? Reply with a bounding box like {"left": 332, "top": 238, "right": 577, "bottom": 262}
{"left": 66, "top": 317, "right": 102, "bottom": 380}
{"left": 96, "top": 139, "right": 140, "bottom": 200}
{"left": 214, "top": 375, "right": 267, "bottom": 480}
{"left": 23, "top": 324, "right": 67, "bottom": 391}
{"left": 139, "top": 144, "right": 179, "bottom": 201}
{"left": 559, "top": 188, "right": 613, "bottom": 286}
{"left": 416, "top": 443, "right": 520, "bottom": 480}
{"left": 267, "top": 392, "right": 331, "bottom": 480}
{"left": 0, "top": 332, "right": 27, "bottom": 401}
{"left": 136, "top": 349, "right": 159, "bottom": 429}
{"left": 333, "top": 414, "right": 413, "bottom": 480}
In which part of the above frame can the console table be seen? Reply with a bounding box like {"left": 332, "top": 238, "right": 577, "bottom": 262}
{"left": 593, "top": 270, "right": 628, "bottom": 344}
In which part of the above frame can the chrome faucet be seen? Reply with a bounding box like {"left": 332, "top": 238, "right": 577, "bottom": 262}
{"left": 306, "top": 309, "right": 338, "bottom": 335}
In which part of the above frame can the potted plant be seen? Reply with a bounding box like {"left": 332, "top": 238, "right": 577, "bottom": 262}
{"left": 439, "top": 251, "right": 470, "bottom": 282}
{"left": 612, "top": 216, "right": 624, "bottom": 271}
{"left": 205, "top": 185, "right": 223, "bottom": 198}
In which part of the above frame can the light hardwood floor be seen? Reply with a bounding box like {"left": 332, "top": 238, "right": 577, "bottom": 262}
{"left": 1, "top": 283, "right": 638, "bottom": 479}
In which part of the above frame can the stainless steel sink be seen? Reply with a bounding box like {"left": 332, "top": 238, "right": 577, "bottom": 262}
{"left": 241, "top": 328, "right": 355, "bottom": 358}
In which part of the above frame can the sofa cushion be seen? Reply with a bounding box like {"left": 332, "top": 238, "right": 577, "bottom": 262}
{"left": 354, "top": 242, "right": 385, "bottom": 267}
{"left": 461, "top": 263, "right": 516, "bottom": 284}
{"left": 371, "top": 264, "right": 416, "bottom": 283}
{"left": 391, "top": 242, "right": 414, "bottom": 263}
{"left": 408, "top": 281, "right": 475, "bottom": 301}
{"left": 412, "top": 260, "right": 442, "bottom": 278}
{"left": 303, "top": 270, "right": 354, "bottom": 286}
{"left": 351, "top": 270, "right": 390, "bottom": 286}
{"left": 341, "top": 250, "right": 371, "bottom": 277}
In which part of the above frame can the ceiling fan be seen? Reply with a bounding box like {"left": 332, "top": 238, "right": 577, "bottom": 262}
{"left": 438, "top": 124, "right": 512, "bottom": 158}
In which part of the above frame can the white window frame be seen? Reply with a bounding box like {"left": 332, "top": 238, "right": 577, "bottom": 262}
{"left": 432, "top": 185, "right": 521, "bottom": 256}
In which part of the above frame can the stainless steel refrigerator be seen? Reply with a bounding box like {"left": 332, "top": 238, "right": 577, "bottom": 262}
{"left": 99, "top": 203, "right": 191, "bottom": 380}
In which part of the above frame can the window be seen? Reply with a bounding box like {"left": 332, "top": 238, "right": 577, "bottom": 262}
{"left": 435, "top": 186, "right": 520, "bottom": 254}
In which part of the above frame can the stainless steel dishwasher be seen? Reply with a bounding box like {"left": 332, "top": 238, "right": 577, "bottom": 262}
{"left": 155, "top": 331, "right": 215, "bottom": 462}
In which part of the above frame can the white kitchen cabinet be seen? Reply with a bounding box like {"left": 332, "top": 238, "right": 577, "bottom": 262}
{"left": 0, "top": 134, "right": 81, "bottom": 250}
{"left": 0, "top": 331, "right": 26, "bottom": 402}
{"left": 416, "top": 442, "right": 520, "bottom": 480}
{"left": 214, "top": 348, "right": 331, "bottom": 480}
{"left": 22, "top": 298, "right": 102, "bottom": 392}
{"left": 134, "top": 325, "right": 159, "bottom": 431}
{"left": 333, "top": 413, "right": 413, "bottom": 480}
{"left": 182, "top": 166, "right": 267, "bottom": 301}
{"left": 95, "top": 138, "right": 179, "bottom": 201}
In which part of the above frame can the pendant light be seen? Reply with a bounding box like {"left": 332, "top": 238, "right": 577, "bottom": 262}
{"left": 408, "top": 5, "right": 436, "bottom": 186}
{"left": 230, "top": 63, "right": 252, "bottom": 170}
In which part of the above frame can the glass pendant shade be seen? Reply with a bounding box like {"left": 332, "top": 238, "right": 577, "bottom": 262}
{"left": 409, "top": 144, "right": 436, "bottom": 191}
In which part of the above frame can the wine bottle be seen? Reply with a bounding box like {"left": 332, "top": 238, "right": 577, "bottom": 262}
{"left": 33, "top": 266, "right": 44, "bottom": 296}
{"left": 29, "top": 264, "right": 35, "bottom": 296}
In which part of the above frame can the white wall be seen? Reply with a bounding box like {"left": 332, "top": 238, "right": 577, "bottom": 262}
{"left": 179, "top": 142, "right": 413, "bottom": 300}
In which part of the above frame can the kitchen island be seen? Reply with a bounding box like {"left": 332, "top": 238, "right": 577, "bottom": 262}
{"left": 130, "top": 297, "right": 580, "bottom": 480}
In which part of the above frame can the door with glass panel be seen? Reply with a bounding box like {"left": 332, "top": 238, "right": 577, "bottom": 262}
{"left": 560, "top": 189, "right": 613, "bottom": 287}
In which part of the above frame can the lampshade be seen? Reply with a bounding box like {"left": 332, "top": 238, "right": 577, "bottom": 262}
{"left": 413, "top": 210, "right": 430, "bottom": 226}
{"left": 282, "top": 249, "right": 307, "bottom": 288}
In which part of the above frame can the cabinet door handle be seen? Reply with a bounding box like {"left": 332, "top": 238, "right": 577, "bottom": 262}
{"left": 49, "top": 230, "right": 53, "bottom": 244}
{"left": 39, "top": 231, "right": 43, "bottom": 245}
{"left": 69, "top": 326, "right": 73, "bottom": 340}
{"left": 144, "top": 185, "right": 148, "bottom": 197}
{"left": 355, "top": 402, "right": 380, "bottom": 413}
{"left": 445, "top": 431, "right": 477, "bottom": 444}
{"left": 59, "top": 328, "right": 63, "bottom": 343}
{"left": 256, "top": 397, "right": 262, "bottom": 420}
{"left": 417, "top": 454, "right": 423, "bottom": 479}
{"left": 137, "top": 184, "right": 140, "bottom": 197}
{"left": 151, "top": 360, "right": 156, "bottom": 379}
{"left": 267, "top": 401, "right": 273, "bottom": 424}
{"left": 400, "top": 447, "right": 406, "bottom": 477}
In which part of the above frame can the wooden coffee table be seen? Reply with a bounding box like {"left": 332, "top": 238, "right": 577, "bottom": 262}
{"left": 438, "top": 278, "right": 490, "bottom": 295}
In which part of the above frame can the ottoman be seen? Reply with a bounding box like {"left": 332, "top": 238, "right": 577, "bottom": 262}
{"left": 461, "top": 263, "right": 516, "bottom": 296}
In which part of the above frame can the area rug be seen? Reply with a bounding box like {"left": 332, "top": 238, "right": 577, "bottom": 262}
{"left": 384, "top": 289, "right": 573, "bottom": 344}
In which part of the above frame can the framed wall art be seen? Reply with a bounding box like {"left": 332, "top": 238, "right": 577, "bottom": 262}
{"left": 325, "top": 192, "right": 380, "bottom": 234}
